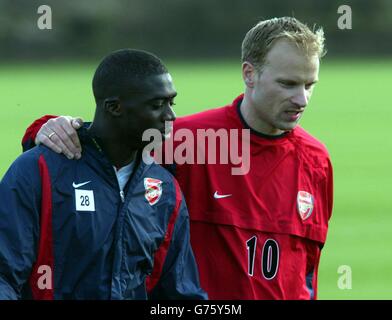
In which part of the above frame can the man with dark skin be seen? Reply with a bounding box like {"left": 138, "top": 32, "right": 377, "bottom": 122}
{"left": 0, "top": 49, "right": 206, "bottom": 299}
{"left": 88, "top": 59, "right": 175, "bottom": 168}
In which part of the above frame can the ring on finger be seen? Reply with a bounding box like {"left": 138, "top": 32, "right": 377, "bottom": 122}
{"left": 48, "top": 132, "right": 56, "bottom": 139}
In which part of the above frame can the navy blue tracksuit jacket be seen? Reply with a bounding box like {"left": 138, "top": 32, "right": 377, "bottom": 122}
{"left": 0, "top": 127, "right": 207, "bottom": 299}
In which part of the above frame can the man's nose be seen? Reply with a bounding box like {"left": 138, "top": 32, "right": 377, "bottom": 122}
{"left": 291, "top": 87, "right": 309, "bottom": 108}
{"left": 163, "top": 105, "right": 176, "bottom": 122}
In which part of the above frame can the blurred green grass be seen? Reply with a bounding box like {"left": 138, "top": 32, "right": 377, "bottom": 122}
{"left": 1, "top": 60, "right": 391, "bottom": 299}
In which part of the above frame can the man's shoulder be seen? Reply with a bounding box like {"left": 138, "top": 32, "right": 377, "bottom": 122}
{"left": 13, "top": 145, "right": 49, "bottom": 167}
{"left": 293, "top": 127, "right": 331, "bottom": 159}
{"left": 36, "top": 144, "right": 73, "bottom": 164}
{"left": 2, "top": 146, "right": 46, "bottom": 183}
{"left": 174, "top": 105, "right": 233, "bottom": 131}
{"left": 21, "top": 144, "right": 79, "bottom": 174}
{"left": 143, "top": 158, "right": 178, "bottom": 185}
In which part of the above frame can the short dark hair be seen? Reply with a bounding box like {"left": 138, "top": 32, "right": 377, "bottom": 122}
{"left": 92, "top": 49, "right": 168, "bottom": 102}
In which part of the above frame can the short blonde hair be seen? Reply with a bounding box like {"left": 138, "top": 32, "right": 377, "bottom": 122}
{"left": 241, "top": 17, "right": 326, "bottom": 70}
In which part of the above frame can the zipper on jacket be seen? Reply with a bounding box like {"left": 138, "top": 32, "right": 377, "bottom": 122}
{"left": 120, "top": 190, "right": 125, "bottom": 203}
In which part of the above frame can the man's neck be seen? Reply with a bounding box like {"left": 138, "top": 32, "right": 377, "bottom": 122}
{"left": 88, "top": 124, "right": 137, "bottom": 168}
{"left": 101, "top": 139, "right": 137, "bottom": 168}
{"left": 240, "top": 95, "right": 285, "bottom": 136}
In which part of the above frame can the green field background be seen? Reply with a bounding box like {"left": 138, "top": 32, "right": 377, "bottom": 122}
{"left": 1, "top": 60, "right": 391, "bottom": 299}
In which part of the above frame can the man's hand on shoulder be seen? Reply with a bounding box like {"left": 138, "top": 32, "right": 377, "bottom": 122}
{"left": 35, "top": 116, "right": 84, "bottom": 159}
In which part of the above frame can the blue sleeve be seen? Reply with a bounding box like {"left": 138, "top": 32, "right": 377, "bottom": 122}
{"left": 149, "top": 196, "right": 208, "bottom": 300}
{"left": 0, "top": 151, "right": 41, "bottom": 299}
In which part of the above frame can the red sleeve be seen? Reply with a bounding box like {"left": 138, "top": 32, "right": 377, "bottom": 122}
{"left": 21, "top": 115, "right": 58, "bottom": 152}
{"left": 327, "top": 158, "right": 334, "bottom": 221}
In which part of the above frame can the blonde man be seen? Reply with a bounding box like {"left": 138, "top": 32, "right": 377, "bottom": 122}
{"left": 24, "top": 17, "right": 333, "bottom": 299}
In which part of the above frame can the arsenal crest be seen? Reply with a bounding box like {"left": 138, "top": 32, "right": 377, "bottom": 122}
{"left": 297, "top": 191, "right": 314, "bottom": 220}
{"left": 144, "top": 178, "right": 163, "bottom": 206}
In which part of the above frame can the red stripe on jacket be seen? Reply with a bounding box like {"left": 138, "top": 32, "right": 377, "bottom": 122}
{"left": 29, "top": 155, "right": 55, "bottom": 300}
{"left": 146, "top": 179, "right": 182, "bottom": 293}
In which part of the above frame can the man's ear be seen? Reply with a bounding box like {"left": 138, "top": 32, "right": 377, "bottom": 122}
{"left": 103, "top": 97, "right": 121, "bottom": 116}
{"left": 242, "top": 62, "right": 256, "bottom": 88}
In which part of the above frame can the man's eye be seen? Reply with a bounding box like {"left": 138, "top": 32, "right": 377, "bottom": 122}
{"left": 279, "top": 81, "right": 295, "bottom": 87}
{"left": 151, "top": 102, "right": 164, "bottom": 109}
{"left": 305, "top": 83, "right": 315, "bottom": 90}
{"left": 150, "top": 99, "right": 176, "bottom": 109}
{"left": 152, "top": 105, "right": 163, "bottom": 111}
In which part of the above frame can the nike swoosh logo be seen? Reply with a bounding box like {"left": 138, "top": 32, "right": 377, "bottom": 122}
{"left": 72, "top": 181, "right": 91, "bottom": 188}
{"left": 214, "top": 191, "right": 232, "bottom": 199}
